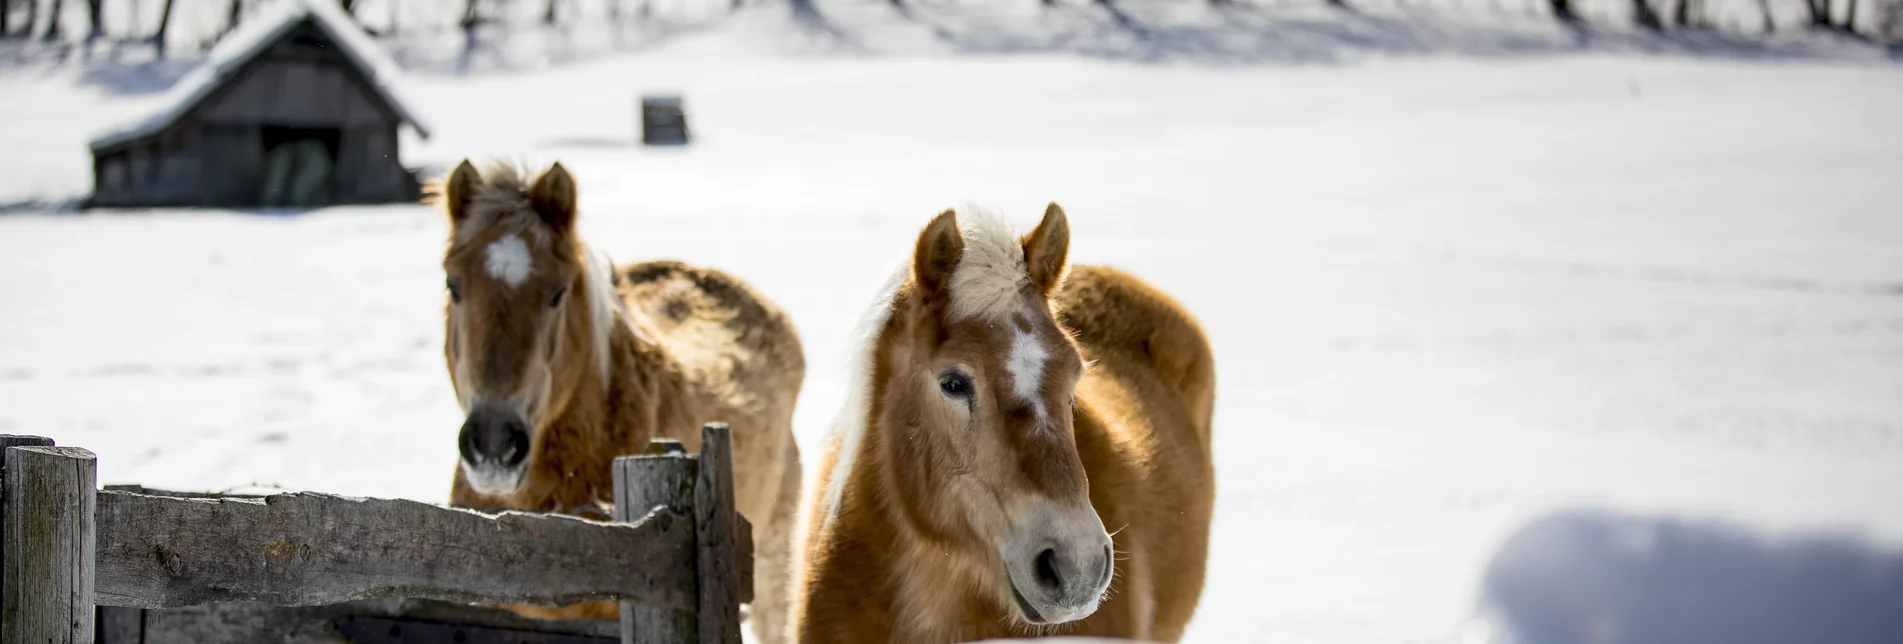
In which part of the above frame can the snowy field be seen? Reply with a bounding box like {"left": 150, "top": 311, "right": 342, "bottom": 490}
{"left": 3, "top": 6, "right": 1903, "bottom": 642}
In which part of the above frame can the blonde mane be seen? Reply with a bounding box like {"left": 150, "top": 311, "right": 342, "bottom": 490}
{"left": 821, "top": 205, "right": 1031, "bottom": 521}
{"left": 581, "top": 247, "right": 626, "bottom": 393}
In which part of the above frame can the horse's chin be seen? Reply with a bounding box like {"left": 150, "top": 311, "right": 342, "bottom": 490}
{"left": 1004, "top": 572, "right": 1101, "bottom": 626}
{"left": 462, "top": 462, "right": 526, "bottom": 496}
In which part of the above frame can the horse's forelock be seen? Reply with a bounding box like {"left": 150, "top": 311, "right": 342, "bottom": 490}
{"left": 946, "top": 205, "right": 1031, "bottom": 322}
{"left": 447, "top": 163, "right": 553, "bottom": 247}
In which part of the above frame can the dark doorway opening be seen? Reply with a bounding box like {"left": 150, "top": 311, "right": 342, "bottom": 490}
{"left": 261, "top": 126, "right": 341, "bottom": 208}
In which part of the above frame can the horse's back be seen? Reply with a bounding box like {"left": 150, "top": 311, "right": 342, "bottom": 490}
{"left": 617, "top": 259, "right": 806, "bottom": 404}
{"left": 1057, "top": 264, "right": 1215, "bottom": 438}
{"left": 1056, "top": 264, "right": 1215, "bottom": 641}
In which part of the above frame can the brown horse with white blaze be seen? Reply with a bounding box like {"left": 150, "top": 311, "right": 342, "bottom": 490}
{"left": 789, "top": 204, "right": 1216, "bottom": 643}
{"left": 437, "top": 160, "right": 805, "bottom": 642}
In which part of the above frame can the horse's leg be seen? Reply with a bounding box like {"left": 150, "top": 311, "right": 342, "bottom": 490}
{"left": 750, "top": 438, "right": 803, "bottom": 644}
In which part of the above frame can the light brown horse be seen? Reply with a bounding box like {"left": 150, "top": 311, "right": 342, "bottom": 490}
{"left": 789, "top": 204, "right": 1216, "bottom": 643}
{"left": 437, "top": 160, "right": 805, "bottom": 642}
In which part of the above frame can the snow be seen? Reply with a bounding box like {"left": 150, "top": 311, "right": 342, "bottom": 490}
{"left": 4, "top": 7, "right": 1903, "bottom": 643}
{"left": 88, "top": 0, "right": 430, "bottom": 151}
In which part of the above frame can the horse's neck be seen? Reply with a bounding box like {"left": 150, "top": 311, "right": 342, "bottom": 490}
{"left": 806, "top": 440, "right": 992, "bottom": 642}
{"left": 529, "top": 297, "right": 686, "bottom": 508}
{"left": 594, "top": 311, "right": 688, "bottom": 448}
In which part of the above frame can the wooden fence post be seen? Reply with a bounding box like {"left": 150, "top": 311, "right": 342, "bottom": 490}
{"left": 614, "top": 440, "right": 699, "bottom": 644}
{"left": 695, "top": 423, "right": 741, "bottom": 644}
{"left": 2, "top": 444, "right": 97, "bottom": 644}
{"left": 0, "top": 434, "right": 56, "bottom": 620}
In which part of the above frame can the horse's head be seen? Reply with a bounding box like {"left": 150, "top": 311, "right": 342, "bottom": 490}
{"left": 870, "top": 204, "right": 1112, "bottom": 626}
{"left": 438, "top": 160, "right": 590, "bottom": 496}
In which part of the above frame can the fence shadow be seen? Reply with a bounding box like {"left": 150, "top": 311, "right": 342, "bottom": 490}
{"left": 1480, "top": 509, "right": 1903, "bottom": 644}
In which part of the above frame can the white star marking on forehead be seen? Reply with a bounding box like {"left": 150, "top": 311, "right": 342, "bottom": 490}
{"left": 1007, "top": 316, "right": 1051, "bottom": 422}
{"left": 484, "top": 234, "right": 533, "bottom": 287}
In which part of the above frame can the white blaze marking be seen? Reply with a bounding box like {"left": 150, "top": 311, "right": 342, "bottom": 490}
{"left": 1007, "top": 326, "right": 1049, "bottom": 419}
{"left": 484, "top": 235, "right": 533, "bottom": 287}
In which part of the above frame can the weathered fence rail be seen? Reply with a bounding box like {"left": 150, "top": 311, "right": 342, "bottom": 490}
{"left": 0, "top": 424, "right": 749, "bottom": 644}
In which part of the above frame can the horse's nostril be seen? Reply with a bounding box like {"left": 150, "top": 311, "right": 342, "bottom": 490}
{"left": 458, "top": 426, "right": 482, "bottom": 464}
{"left": 1101, "top": 546, "right": 1114, "bottom": 586}
{"left": 1035, "top": 547, "right": 1062, "bottom": 592}
{"left": 501, "top": 429, "right": 530, "bottom": 467}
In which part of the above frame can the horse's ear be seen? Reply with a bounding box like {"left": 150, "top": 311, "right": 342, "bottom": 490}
{"left": 444, "top": 160, "right": 481, "bottom": 225}
{"left": 913, "top": 209, "right": 964, "bottom": 299}
{"left": 529, "top": 162, "right": 578, "bottom": 232}
{"left": 1023, "top": 202, "right": 1071, "bottom": 295}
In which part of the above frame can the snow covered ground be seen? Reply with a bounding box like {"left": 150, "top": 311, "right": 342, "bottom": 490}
{"left": 2, "top": 6, "right": 1902, "bottom": 642}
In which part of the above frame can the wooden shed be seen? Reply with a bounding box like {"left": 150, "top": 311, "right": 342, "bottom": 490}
{"left": 88, "top": 0, "right": 431, "bottom": 209}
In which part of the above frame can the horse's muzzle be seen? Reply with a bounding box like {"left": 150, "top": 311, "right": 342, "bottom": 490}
{"left": 459, "top": 404, "right": 531, "bottom": 494}
{"left": 1001, "top": 504, "right": 1114, "bottom": 625}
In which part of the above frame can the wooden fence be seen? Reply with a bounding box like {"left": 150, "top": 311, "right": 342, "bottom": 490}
{"left": 0, "top": 424, "right": 750, "bottom": 644}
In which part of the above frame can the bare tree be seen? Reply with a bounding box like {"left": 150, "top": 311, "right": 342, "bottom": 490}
{"left": 152, "top": 0, "right": 176, "bottom": 56}
{"left": 1757, "top": 0, "right": 1775, "bottom": 31}
{"left": 1807, "top": 0, "right": 1833, "bottom": 28}
{"left": 224, "top": 0, "right": 243, "bottom": 37}
{"left": 461, "top": 0, "right": 481, "bottom": 54}
{"left": 2, "top": 0, "right": 11, "bottom": 37}
{"left": 1672, "top": 0, "right": 1700, "bottom": 27}
{"left": 43, "top": 0, "right": 66, "bottom": 41}
{"left": 84, "top": 0, "right": 101, "bottom": 41}
{"left": 1844, "top": 0, "right": 1861, "bottom": 31}
{"left": 544, "top": 0, "right": 558, "bottom": 24}
{"left": 1551, "top": 0, "right": 1579, "bottom": 24}
{"left": 1632, "top": 0, "right": 1662, "bottom": 30}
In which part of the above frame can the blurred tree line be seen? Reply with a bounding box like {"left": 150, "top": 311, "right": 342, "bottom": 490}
{"left": 1, "top": 0, "right": 1898, "bottom": 51}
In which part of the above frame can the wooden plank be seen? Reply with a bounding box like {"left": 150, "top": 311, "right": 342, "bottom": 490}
{"left": 614, "top": 447, "right": 699, "bottom": 644}
{"left": 128, "top": 598, "right": 618, "bottom": 644}
{"left": 695, "top": 423, "right": 742, "bottom": 644}
{"left": 0, "top": 434, "right": 56, "bottom": 619}
{"left": 92, "top": 490, "right": 698, "bottom": 611}
{"left": 2, "top": 445, "right": 98, "bottom": 644}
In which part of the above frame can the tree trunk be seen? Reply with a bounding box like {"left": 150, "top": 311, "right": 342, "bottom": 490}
{"left": 2, "top": 0, "right": 11, "bottom": 38}
{"left": 1808, "top": 0, "right": 1832, "bottom": 27}
{"left": 1843, "top": 0, "right": 1859, "bottom": 30}
{"left": 543, "top": 0, "right": 557, "bottom": 24}
{"left": 43, "top": 0, "right": 65, "bottom": 41}
{"left": 1551, "top": 0, "right": 1578, "bottom": 23}
{"left": 84, "top": 0, "right": 100, "bottom": 41}
{"left": 1756, "top": 0, "right": 1774, "bottom": 31}
{"left": 1632, "top": 0, "right": 1662, "bottom": 30}
{"left": 224, "top": 0, "right": 242, "bottom": 38}
{"left": 152, "top": 0, "right": 175, "bottom": 56}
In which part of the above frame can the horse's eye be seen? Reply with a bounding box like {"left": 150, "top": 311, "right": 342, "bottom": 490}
{"left": 446, "top": 278, "right": 463, "bottom": 304}
{"left": 549, "top": 286, "right": 568, "bottom": 308}
{"left": 938, "top": 371, "right": 973, "bottom": 399}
